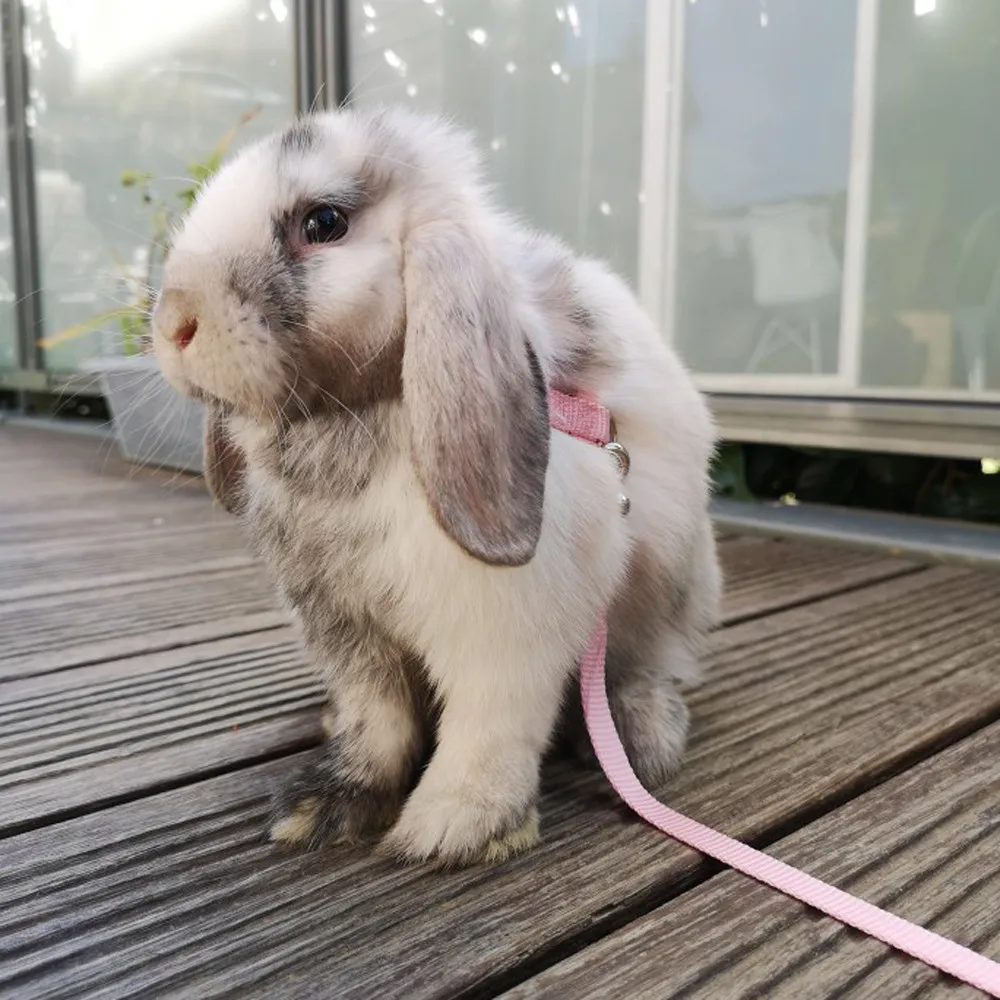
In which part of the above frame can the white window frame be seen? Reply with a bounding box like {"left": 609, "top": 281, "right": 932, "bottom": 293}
{"left": 639, "top": 0, "right": 890, "bottom": 399}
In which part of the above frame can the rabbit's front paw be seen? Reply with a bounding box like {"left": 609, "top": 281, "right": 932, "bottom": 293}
{"left": 269, "top": 748, "right": 405, "bottom": 850}
{"left": 381, "top": 785, "right": 540, "bottom": 867}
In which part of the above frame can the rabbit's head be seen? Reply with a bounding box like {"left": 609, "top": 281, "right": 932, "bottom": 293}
{"left": 152, "top": 108, "right": 550, "bottom": 566}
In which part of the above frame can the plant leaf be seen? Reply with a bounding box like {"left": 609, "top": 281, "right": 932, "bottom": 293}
{"left": 37, "top": 307, "right": 141, "bottom": 349}
{"left": 711, "top": 444, "right": 755, "bottom": 501}
{"left": 121, "top": 169, "right": 154, "bottom": 188}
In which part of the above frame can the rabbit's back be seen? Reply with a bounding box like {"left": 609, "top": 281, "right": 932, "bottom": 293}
{"left": 514, "top": 225, "right": 721, "bottom": 685}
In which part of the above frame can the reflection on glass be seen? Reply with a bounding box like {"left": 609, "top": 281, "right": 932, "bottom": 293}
{"left": 25, "top": 0, "right": 294, "bottom": 371}
{"left": 863, "top": 1, "right": 1000, "bottom": 395}
{"left": 0, "top": 15, "right": 16, "bottom": 370}
{"left": 349, "top": 0, "right": 647, "bottom": 284}
{"left": 673, "top": 0, "right": 857, "bottom": 377}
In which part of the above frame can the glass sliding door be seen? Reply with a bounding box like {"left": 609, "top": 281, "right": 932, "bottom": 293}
{"left": 348, "top": 0, "right": 648, "bottom": 285}
{"left": 667, "top": 0, "right": 860, "bottom": 388}
{"left": 658, "top": 0, "right": 1000, "bottom": 410}
{"left": 0, "top": 14, "right": 16, "bottom": 370}
{"left": 23, "top": 0, "right": 296, "bottom": 372}
{"left": 860, "top": 0, "right": 1000, "bottom": 400}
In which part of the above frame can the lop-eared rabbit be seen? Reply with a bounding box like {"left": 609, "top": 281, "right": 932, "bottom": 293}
{"left": 152, "top": 108, "right": 721, "bottom": 866}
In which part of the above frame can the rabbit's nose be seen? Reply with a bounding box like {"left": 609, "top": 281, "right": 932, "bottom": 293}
{"left": 154, "top": 286, "right": 200, "bottom": 351}
{"left": 170, "top": 318, "right": 198, "bottom": 351}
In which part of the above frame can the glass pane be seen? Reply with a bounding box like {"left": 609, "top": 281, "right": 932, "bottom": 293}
{"left": 673, "top": 0, "right": 858, "bottom": 378}
{"left": 348, "top": 0, "right": 647, "bottom": 284}
{"left": 25, "top": 0, "right": 295, "bottom": 372}
{"left": 862, "top": 0, "right": 1000, "bottom": 396}
{"left": 0, "top": 15, "right": 17, "bottom": 370}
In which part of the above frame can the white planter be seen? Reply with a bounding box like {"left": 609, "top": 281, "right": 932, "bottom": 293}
{"left": 82, "top": 355, "right": 205, "bottom": 473}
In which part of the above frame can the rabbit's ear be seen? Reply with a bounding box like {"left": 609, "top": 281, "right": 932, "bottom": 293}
{"left": 402, "top": 221, "right": 550, "bottom": 566}
{"left": 203, "top": 408, "right": 247, "bottom": 516}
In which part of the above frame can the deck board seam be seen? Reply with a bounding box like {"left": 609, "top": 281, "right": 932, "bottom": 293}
{"left": 0, "top": 623, "right": 294, "bottom": 685}
{"left": 0, "top": 736, "right": 320, "bottom": 842}
{"left": 721, "top": 563, "right": 927, "bottom": 628}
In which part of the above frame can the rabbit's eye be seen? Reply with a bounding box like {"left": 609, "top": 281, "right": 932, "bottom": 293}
{"left": 301, "top": 204, "right": 349, "bottom": 244}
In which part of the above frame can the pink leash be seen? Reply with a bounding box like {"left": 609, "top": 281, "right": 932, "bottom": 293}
{"left": 549, "top": 387, "right": 1000, "bottom": 998}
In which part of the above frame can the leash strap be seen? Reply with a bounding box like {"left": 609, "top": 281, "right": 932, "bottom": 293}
{"left": 548, "top": 387, "right": 1000, "bottom": 997}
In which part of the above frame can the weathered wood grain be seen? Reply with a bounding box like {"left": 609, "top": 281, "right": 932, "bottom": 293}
{"left": 0, "top": 630, "right": 323, "bottom": 835}
{"left": 0, "top": 426, "right": 211, "bottom": 540}
{"left": 0, "top": 425, "right": 975, "bottom": 999}
{"left": 0, "top": 426, "right": 924, "bottom": 827}
{"left": 2, "top": 566, "right": 998, "bottom": 999}
{"left": 508, "top": 722, "right": 1000, "bottom": 999}
{"left": 0, "top": 521, "right": 256, "bottom": 598}
{"left": 0, "top": 501, "right": 221, "bottom": 545}
{"left": 0, "top": 431, "right": 249, "bottom": 596}
{"left": 0, "top": 563, "right": 288, "bottom": 679}
{"left": 717, "top": 535, "right": 918, "bottom": 621}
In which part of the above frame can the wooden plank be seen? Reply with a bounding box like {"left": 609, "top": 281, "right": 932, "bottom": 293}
{"left": 508, "top": 722, "right": 1000, "bottom": 999}
{"left": 0, "top": 563, "right": 288, "bottom": 680}
{"left": 0, "top": 522, "right": 255, "bottom": 599}
{"left": 0, "top": 631, "right": 323, "bottom": 835}
{"left": 0, "top": 427, "right": 281, "bottom": 676}
{"left": 0, "top": 431, "right": 238, "bottom": 593}
{"left": 0, "top": 555, "right": 258, "bottom": 604}
{"left": 0, "top": 470, "right": 206, "bottom": 510}
{"left": 2, "top": 566, "right": 998, "bottom": 999}
{"left": 0, "top": 425, "right": 121, "bottom": 471}
{"left": 0, "top": 426, "right": 208, "bottom": 511}
{"left": 0, "top": 499, "right": 225, "bottom": 546}
{"left": 718, "top": 535, "right": 918, "bottom": 621}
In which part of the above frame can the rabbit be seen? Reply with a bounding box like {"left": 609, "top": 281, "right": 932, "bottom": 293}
{"left": 151, "top": 106, "right": 722, "bottom": 867}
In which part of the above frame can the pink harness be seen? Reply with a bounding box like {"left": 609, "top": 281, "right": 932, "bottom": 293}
{"left": 549, "top": 386, "right": 1000, "bottom": 998}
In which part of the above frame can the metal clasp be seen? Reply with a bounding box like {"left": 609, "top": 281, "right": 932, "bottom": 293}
{"left": 604, "top": 418, "right": 631, "bottom": 516}
{"left": 604, "top": 441, "right": 630, "bottom": 479}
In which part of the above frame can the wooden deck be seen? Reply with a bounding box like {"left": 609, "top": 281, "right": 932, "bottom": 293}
{"left": 1, "top": 423, "right": 998, "bottom": 999}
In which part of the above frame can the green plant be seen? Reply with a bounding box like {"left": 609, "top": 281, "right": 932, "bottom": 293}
{"left": 710, "top": 443, "right": 755, "bottom": 502}
{"left": 716, "top": 441, "right": 1000, "bottom": 525}
{"left": 39, "top": 106, "right": 261, "bottom": 356}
